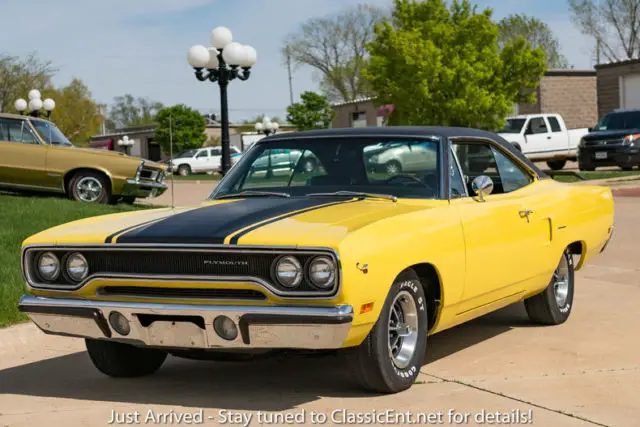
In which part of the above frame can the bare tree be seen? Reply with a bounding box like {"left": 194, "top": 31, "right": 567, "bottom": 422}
{"left": 568, "top": 0, "right": 640, "bottom": 62}
{"left": 0, "top": 53, "right": 57, "bottom": 112}
{"left": 283, "top": 4, "right": 386, "bottom": 103}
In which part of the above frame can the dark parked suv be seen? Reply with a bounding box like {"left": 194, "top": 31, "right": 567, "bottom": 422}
{"left": 578, "top": 109, "right": 640, "bottom": 171}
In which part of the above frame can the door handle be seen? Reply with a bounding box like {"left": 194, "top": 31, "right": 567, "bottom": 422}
{"left": 519, "top": 209, "right": 535, "bottom": 222}
{"left": 547, "top": 136, "right": 551, "bottom": 139}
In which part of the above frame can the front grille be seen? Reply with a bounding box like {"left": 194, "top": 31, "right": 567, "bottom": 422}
{"left": 139, "top": 168, "right": 160, "bottom": 181}
{"left": 98, "top": 286, "right": 266, "bottom": 300}
{"left": 584, "top": 139, "right": 623, "bottom": 146}
{"left": 24, "top": 247, "right": 338, "bottom": 296}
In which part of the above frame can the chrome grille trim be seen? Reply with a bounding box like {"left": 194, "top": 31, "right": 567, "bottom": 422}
{"left": 22, "top": 244, "right": 342, "bottom": 300}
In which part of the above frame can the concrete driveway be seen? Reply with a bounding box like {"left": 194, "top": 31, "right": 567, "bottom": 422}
{"left": 1, "top": 196, "right": 638, "bottom": 427}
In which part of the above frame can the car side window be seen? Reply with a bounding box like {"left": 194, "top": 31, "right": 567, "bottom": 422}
{"left": 0, "top": 118, "right": 39, "bottom": 144}
{"left": 449, "top": 147, "right": 466, "bottom": 198}
{"left": 547, "top": 117, "right": 562, "bottom": 132}
{"left": 210, "top": 147, "right": 221, "bottom": 156}
{"left": 528, "top": 117, "right": 548, "bottom": 134}
{"left": 452, "top": 141, "right": 532, "bottom": 195}
{"left": 196, "top": 150, "right": 209, "bottom": 158}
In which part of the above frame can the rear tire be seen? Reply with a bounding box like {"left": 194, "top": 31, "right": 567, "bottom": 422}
{"left": 546, "top": 159, "right": 566, "bottom": 170}
{"left": 122, "top": 196, "right": 136, "bottom": 204}
{"left": 578, "top": 163, "right": 595, "bottom": 172}
{"left": 85, "top": 339, "right": 167, "bottom": 378}
{"left": 385, "top": 160, "right": 402, "bottom": 175}
{"left": 524, "top": 249, "right": 574, "bottom": 325}
{"left": 346, "top": 270, "right": 428, "bottom": 393}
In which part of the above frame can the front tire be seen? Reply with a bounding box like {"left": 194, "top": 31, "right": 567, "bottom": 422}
{"left": 177, "top": 164, "right": 191, "bottom": 176}
{"left": 346, "top": 270, "right": 428, "bottom": 393}
{"left": 546, "top": 159, "right": 566, "bottom": 170}
{"left": 525, "top": 249, "right": 574, "bottom": 325}
{"left": 68, "top": 171, "right": 111, "bottom": 204}
{"left": 85, "top": 339, "right": 167, "bottom": 378}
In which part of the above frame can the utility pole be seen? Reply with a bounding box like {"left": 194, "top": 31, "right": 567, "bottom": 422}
{"left": 286, "top": 46, "right": 294, "bottom": 105}
{"left": 596, "top": 37, "right": 601, "bottom": 65}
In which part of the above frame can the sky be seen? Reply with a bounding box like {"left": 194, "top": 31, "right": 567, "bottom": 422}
{"left": 1, "top": 0, "right": 596, "bottom": 123}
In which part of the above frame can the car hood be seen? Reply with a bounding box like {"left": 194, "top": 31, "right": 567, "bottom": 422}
{"left": 23, "top": 197, "right": 434, "bottom": 248}
{"left": 582, "top": 129, "right": 640, "bottom": 142}
{"left": 69, "top": 147, "right": 165, "bottom": 169}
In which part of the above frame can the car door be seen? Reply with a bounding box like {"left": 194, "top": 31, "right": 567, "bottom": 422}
{"left": 191, "top": 149, "right": 210, "bottom": 173}
{"left": 523, "top": 116, "right": 553, "bottom": 155}
{"left": 450, "top": 139, "right": 552, "bottom": 305}
{"left": 210, "top": 147, "right": 222, "bottom": 170}
{"left": 0, "top": 117, "right": 50, "bottom": 188}
{"left": 545, "top": 116, "right": 566, "bottom": 152}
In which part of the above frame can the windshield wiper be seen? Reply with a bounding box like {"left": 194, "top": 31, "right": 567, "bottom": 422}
{"left": 307, "top": 190, "right": 398, "bottom": 202}
{"left": 216, "top": 190, "right": 291, "bottom": 199}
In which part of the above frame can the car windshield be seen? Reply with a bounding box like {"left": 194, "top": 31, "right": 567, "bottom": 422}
{"left": 593, "top": 111, "right": 640, "bottom": 131}
{"left": 211, "top": 137, "right": 441, "bottom": 200}
{"left": 29, "top": 120, "right": 73, "bottom": 146}
{"left": 175, "top": 149, "right": 198, "bottom": 158}
{"left": 499, "top": 118, "right": 526, "bottom": 134}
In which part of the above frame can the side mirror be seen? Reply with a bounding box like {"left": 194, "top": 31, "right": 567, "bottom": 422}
{"left": 471, "top": 175, "right": 494, "bottom": 201}
{"left": 588, "top": 127, "right": 593, "bottom": 132}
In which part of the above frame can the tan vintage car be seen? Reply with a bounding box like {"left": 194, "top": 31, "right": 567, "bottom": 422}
{"left": 0, "top": 113, "right": 167, "bottom": 204}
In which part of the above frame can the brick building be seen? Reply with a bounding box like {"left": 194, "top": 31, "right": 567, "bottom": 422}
{"left": 331, "top": 69, "right": 598, "bottom": 130}
{"left": 595, "top": 58, "right": 640, "bottom": 118}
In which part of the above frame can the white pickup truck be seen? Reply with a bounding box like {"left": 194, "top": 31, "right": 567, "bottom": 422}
{"left": 497, "top": 114, "right": 590, "bottom": 170}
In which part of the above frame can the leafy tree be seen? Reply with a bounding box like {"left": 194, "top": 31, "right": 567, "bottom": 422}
{"left": 568, "top": 0, "right": 640, "bottom": 62}
{"left": 498, "top": 14, "right": 570, "bottom": 68}
{"left": 286, "top": 91, "right": 334, "bottom": 130}
{"left": 107, "top": 94, "right": 164, "bottom": 129}
{"left": 283, "top": 4, "right": 386, "bottom": 102}
{"left": 0, "top": 53, "right": 57, "bottom": 113}
{"left": 41, "top": 79, "right": 103, "bottom": 146}
{"left": 154, "top": 105, "right": 206, "bottom": 155}
{"left": 363, "top": 0, "right": 546, "bottom": 129}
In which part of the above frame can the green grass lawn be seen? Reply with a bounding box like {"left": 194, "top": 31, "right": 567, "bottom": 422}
{"left": 551, "top": 170, "right": 640, "bottom": 183}
{"left": 0, "top": 193, "right": 149, "bottom": 327}
{"left": 167, "top": 173, "right": 221, "bottom": 181}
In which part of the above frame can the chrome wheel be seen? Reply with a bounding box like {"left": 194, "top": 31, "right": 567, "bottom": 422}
{"left": 388, "top": 290, "right": 419, "bottom": 369}
{"left": 553, "top": 254, "right": 570, "bottom": 307}
{"left": 75, "top": 177, "right": 103, "bottom": 202}
{"left": 385, "top": 162, "right": 400, "bottom": 175}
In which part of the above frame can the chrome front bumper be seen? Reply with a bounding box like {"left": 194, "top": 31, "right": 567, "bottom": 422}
{"left": 121, "top": 179, "right": 168, "bottom": 198}
{"left": 19, "top": 295, "right": 354, "bottom": 350}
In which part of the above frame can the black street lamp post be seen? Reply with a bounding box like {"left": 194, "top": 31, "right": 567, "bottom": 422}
{"left": 188, "top": 27, "right": 257, "bottom": 176}
{"left": 15, "top": 89, "right": 56, "bottom": 119}
{"left": 254, "top": 116, "right": 279, "bottom": 136}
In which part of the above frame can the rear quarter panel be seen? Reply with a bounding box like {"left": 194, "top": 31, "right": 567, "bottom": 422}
{"left": 549, "top": 181, "right": 614, "bottom": 268}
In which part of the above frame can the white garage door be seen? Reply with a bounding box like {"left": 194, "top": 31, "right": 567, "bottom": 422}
{"left": 620, "top": 73, "right": 640, "bottom": 109}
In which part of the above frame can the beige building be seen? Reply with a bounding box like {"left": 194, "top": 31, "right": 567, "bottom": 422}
{"left": 90, "top": 123, "right": 296, "bottom": 160}
{"left": 595, "top": 58, "right": 640, "bottom": 118}
{"left": 331, "top": 69, "right": 598, "bottom": 130}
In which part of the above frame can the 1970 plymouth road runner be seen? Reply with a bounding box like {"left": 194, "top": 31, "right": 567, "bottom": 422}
{"left": 18, "top": 127, "right": 614, "bottom": 393}
{"left": 0, "top": 112, "right": 167, "bottom": 204}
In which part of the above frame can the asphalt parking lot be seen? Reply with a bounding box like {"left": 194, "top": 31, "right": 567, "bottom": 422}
{"left": 0, "top": 193, "right": 637, "bottom": 427}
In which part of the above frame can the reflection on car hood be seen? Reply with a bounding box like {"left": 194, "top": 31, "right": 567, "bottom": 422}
{"left": 582, "top": 129, "right": 640, "bottom": 142}
{"left": 24, "top": 197, "right": 434, "bottom": 248}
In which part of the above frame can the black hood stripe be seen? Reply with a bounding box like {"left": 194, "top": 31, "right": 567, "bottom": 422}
{"left": 113, "top": 197, "right": 355, "bottom": 245}
{"left": 228, "top": 198, "right": 360, "bottom": 244}
{"left": 105, "top": 217, "right": 169, "bottom": 243}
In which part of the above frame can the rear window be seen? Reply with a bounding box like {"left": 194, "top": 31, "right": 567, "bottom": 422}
{"left": 547, "top": 117, "right": 561, "bottom": 132}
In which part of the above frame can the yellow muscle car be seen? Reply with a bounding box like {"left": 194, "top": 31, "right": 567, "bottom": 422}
{"left": 18, "top": 127, "right": 614, "bottom": 393}
{"left": 0, "top": 113, "right": 167, "bottom": 203}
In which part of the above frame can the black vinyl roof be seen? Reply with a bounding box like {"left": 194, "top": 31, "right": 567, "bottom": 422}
{"left": 261, "top": 126, "right": 549, "bottom": 179}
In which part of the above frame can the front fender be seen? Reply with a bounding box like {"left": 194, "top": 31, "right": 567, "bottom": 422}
{"left": 336, "top": 205, "right": 465, "bottom": 346}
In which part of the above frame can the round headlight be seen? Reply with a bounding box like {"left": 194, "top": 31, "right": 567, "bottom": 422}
{"left": 66, "top": 252, "right": 89, "bottom": 281}
{"left": 37, "top": 252, "right": 60, "bottom": 281}
{"left": 274, "top": 256, "right": 303, "bottom": 288}
{"left": 308, "top": 256, "right": 337, "bottom": 289}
